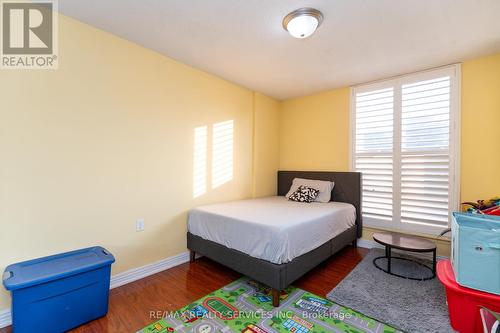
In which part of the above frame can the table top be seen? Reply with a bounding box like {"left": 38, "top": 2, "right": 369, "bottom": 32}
{"left": 373, "top": 232, "right": 437, "bottom": 252}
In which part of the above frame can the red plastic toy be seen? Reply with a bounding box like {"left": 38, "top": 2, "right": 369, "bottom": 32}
{"left": 437, "top": 260, "right": 500, "bottom": 333}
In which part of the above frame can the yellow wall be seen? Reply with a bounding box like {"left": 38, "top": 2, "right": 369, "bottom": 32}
{"left": 279, "top": 53, "right": 500, "bottom": 256}
{"left": 461, "top": 53, "right": 500, "bottom": 202}
{"left": 253, "top": 93, "right": 280, "bottom": 197}
{"left": 0, "top": 16, "right": 279, "bottom": 311}
{"left": 279, "top": 88, "right": 350, "bottom": 171}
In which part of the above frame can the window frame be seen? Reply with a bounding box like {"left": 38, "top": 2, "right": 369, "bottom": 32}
{"left": 349, "top": 64, "right": 461, "bottom": 235}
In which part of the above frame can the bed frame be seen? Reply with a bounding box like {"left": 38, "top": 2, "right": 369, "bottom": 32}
{"left": 187, "top": 170, "right": 362, "bottom": 306}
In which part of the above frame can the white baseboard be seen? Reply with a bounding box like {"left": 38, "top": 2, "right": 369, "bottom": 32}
{"left": 358, "top": 238, "right": 449, "bottom": 260}
{"left": 0, "top": 250, "right": 193, "bottom": 328}
{"left": 110, "top": 251, "right": 191, "bottom": 289}
{"left": 0, "top": 309, "right": 11, "bottom": 329}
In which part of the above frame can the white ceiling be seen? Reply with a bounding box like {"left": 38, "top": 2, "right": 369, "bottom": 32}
{"left": 59, "top": 0, "right": 500, "bottom": 100}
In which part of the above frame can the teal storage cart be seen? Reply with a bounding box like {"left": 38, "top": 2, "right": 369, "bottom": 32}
{"left": 2, "top": 247, "right": 115, "bottom": 333}
{"left": 451, "top": 212, "right": 500, "bottom": 295}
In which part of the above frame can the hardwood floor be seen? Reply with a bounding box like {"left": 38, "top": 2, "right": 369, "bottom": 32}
{"left": 0, "top": 246, "right": 368, "bottom": 333}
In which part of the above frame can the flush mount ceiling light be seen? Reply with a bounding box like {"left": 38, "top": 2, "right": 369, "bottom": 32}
{"left": 282, "top": 8, "right": 323, "bottom": 39}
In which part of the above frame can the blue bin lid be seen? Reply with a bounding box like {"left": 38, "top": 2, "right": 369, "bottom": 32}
{"left": 453, "top": 212, "right": 500, "bottom": 229}
{"left": 2, "top": 246, "right": 115, "bottom": 291}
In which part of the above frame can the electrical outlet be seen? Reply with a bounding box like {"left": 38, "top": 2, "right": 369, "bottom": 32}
{"left": 136, "top": 218, "right": 145, "bottom": 232}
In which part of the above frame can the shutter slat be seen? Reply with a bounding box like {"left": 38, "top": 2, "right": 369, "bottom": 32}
{"left": 402, "top": 171, "right": 448, "bottom": 177}
{"left": 402, "top": 193, "right": 449, "bottom": 203}
{"left": 357, "top": 120, "right": 394, "bottom": 129}
{"left": 401, "top": 218, "right": 448, "bottom": 227}
{"left": 356, "top": 89, "right": 394, "bottom": 101}
{"left": 403, "top": 108, "right": 449, "bottom": 120}
{"left": 402, "top": 206, "right": 449, "bottom": 217}
{"left": 402, "top": 114, "right": 449, "bottom": 125}
{"left": 365, "top": 180, "right": 393, "bottom": 187}
{"left": 365, "top": 213, "right": 393, "bottom": 221}
{"left": 402, "top": 100, "right": 450, "bottom": 113}
{"left": 357, "top": 105, "right": 393, "bottom": 113}
{"left": 402, "top": 183, "right": 449, "bottom": 190}
{"left": 356, "top": 157, "right": 393, "bottom": 163}
{"left": 364, "top": 175, "right": 393, "bottom": 181}
{"left": 356, "top": 103, "right": 394, "bottom": 113}
{"left": 402, "top": 137, "right": 449, "bottom": 145}
{"left": 356, "top": 114, "right": 394, "bottom": 123}
{"left": 401, "top": 212, "right": 449, "bottom": 223}
{"left": 402, "top": 120, "right": 449, "bottom": 132}
{"left": 364, "top": 192, "right": 393, "bottom": 199}
{"left": 402, "top": 86, "right": 450, "bottom": 100}
{"left": 402, "top": 201, "right": 449, "bottom": 210}
{"left": 364, "top": 186, "right": 393, "bottom": 193}
{"left": 402, "top": 176, "right": 449, "bottom": 182}
{"left": 403, "top": 77, "right": 449, "bottom": 89}
{"left": 364, "top": 196, "right": 393, "bottom": 204}
{"left": 403, "top": 129, "right": 449, "bottom": 138}
{"left": 356, "top": 87, "right": 393, "bottom": 97}
{"left": 402, "top": 93, "right": 449, "bottom": 106}
{"left": 402, "top": 188, "right": 448, "bottom": 196}
{"left": 357, "top": 97, "right": 394, "bottom": 108}
{"left": 365, "top": 207, "right": 393, "bottom": 216}
{"left": 357, "top": 162, "right": 393, "bottom": 168}
{"left": 364, "top": 202, "right": 393, "bottom": 209}
{"left": 357, "top": 141, "right": 393, "bottom": 148}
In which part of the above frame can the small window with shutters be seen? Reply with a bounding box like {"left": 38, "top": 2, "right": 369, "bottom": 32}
{"left": 351, "top": 65, "right": 460, "bottom": 234}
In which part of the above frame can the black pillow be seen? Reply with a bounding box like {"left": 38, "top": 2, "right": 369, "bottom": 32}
{"left": 288, "top": 185, "right": 320, "bottom": 203}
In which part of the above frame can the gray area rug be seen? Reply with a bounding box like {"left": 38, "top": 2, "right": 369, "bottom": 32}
{"left": 327, "top": 248, "right": 455, "bottom": 333}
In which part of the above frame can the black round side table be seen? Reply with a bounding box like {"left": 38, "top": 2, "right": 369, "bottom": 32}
{"left": 372, "top": 232, "right": 437, "bottom": 281}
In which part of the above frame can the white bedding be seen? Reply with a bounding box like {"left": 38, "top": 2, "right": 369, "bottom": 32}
{"left": 187, "top": 196, "right": 356, "bottom": 264}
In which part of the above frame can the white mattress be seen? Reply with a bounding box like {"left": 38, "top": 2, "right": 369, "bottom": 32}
{"left": 187, "top": 196, "right": 356, "bottom": 264}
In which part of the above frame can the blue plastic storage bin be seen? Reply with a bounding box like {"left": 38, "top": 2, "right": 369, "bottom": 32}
{"left": 451, "top": 212, "right": 500, "bottom": 295}
{"left": 2, "top": 246, "right": 115, "bottom": 333}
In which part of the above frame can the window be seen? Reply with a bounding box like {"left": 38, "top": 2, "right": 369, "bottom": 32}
{"left": 351, "top": 65, "right": 460, "bottom": 234}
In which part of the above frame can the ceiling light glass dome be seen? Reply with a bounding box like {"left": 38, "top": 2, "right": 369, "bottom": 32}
{"left": 283, "top": 8, "right": 323, "bottom": 39}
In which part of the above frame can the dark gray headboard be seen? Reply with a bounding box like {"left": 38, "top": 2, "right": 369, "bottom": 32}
{"left": 277, "top": 171, "right": 362, "bottom": 238}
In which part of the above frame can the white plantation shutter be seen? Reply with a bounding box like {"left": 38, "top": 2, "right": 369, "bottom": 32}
{"left": 401, "top": 77, "right": 451, "bottom": 228}
{"left": 352, "top": 65, "right": 460, "bottom": 234}
{"left": 355, "top": 88, "right": 394, "bottom": 222}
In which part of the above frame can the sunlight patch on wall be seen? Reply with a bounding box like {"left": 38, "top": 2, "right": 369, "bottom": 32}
{"left": 193, "top": 126, "right": 208, "bottom": 198}
{"left": 212, "top": 120, "right": 234, "bottom": 189}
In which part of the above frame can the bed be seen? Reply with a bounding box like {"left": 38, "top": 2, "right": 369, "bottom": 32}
{"left": 187, "top": 171, "right": 362, "bottom": 306}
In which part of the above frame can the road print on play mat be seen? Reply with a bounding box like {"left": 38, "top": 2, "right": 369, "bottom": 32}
{"left": 137, "top": 277, "right": 403, "bottom": 333}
